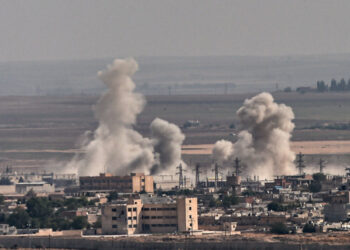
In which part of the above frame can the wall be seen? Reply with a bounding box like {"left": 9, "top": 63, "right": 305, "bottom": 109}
{"left": 0, "top": 236, "right": 346, "bottom": 250}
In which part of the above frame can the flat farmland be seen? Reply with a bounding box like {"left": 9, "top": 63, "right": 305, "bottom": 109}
{"left": 0, "top": 92, "right": 349, "bottom": 170}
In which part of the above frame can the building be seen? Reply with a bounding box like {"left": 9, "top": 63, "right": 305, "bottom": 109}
{"left": 79, "top": 173, "right": 154, "bottom": 194}
{"left": 0, "top": 224, "right": 16, "bottom": 235}
{"left": 101, "top": 195, "right": 198, "bottom": 234}
{"left": 324, "top": 191, "right": 350, "bottom": 222}
{"left": 15, "top": 182, "right": 55, "bottom": 194}
{"left": 226, "top": 174, "right": 241, "bottom": 194}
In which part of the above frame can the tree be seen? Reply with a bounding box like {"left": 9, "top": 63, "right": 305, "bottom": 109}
{"left": 267, "top": 201, "right": 285, "bottom": 211}
{"left": 270, "top": 222, "right": 289, "bottom": 234}
{"left": 242, "top": 189, "right": 256, "bottom": 197}
{"left": 107, "top": 191, "right": 119, "bottom": 202}
{"left": 312, "top": 173, "right": 326, "bottom": 182}
{"left": 26, "top": 197, "right": 53, "bottom": 218}
{"left": 0, "top": 195, "right": 4, "bottom": 205}
{"left": 0, "top": 177, "right": 12, "bottom": 185}
{"left": 50, "top": 217, "right": 71, "bottom": 231}
{"left": 309, "top": 182, "right": 322, "bottom": 193}
{"left": 7, "top": 208, "right": 30, "bottom": 229}
{"left": 347, "top": 79, "right": 350, "bottom": 90}
{"left": 339, "top": 78, "right": 346, "bottom": 91}
{"left": 71, "top": 216, "right": 89, "bottom": 229}
{"left": 222, "top": 195, "right": 239, "bottom": 208}
{"left": 64, "top": 197, "right": 89, "bottom": 210}
{"left": 25, "top": 189, "right": 37, "bottom": 199}
{"left": 316, "top": 81, "right": 327, "bottom": 92}
{"left": 284, "top": 87, "right": 292, "bottom": 92}
{"left": 92, "top": 218, "right": 102, "bottom": 229}
{"left": 303, "top": 223, "right": 316, "bottom": 233}
{"left": 208, "top": 197, "right": 216, "bottom": 208}
{"left": 330, "top": 79, "right": 337, "bottom": 91}
{"left": 0, "top": 213, "right": 6, "bottom": 223}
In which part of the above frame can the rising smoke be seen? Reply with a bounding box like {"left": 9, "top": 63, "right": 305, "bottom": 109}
{"left": 212, "top": 92, "right": 296, "bottom": 179}
{"left": 66, "top": 58, "right": 184, "bottom": 176}
{"left": 150, "top": 118, "right": 185, "bottom": 175}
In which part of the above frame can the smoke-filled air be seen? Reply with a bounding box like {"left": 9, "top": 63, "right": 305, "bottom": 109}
{"left": 212, "top": 92, "right": 296, "bottom": 179}
{"left": 65, "top": 58, "right": 185, "bottom": 176}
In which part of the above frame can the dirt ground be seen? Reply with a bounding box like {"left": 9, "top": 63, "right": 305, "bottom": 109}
{"left": 182, "top": 140, "right": 350, "bottom": 155}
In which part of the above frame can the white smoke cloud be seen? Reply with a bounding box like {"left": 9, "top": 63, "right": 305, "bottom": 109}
{"left": 212, "top": 140, "right": 234, "bottom": 164}
{"left": 65, "top": 58, "right": 185, "bottom": 176}
{"left": 212, "top": 92, "right": 296, "bottom": 179}
{"left": 150, "top": 118, "right": 185, "bottom": 175}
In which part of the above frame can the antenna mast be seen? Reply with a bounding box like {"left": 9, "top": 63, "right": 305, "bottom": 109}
{"left": 296, "top": 152, "right": 306, "bottom": 175}
{"left": 319, "top": 158, "right": 326, "bottom": 174}
{"left": 234, "top": 157, "right": 242, "bottom": 176}
{"left": 176, "top": 163, "right": 184, "bottom": 189}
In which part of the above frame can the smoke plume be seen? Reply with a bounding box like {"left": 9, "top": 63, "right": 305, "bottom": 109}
{"left": 66, "top": 58, "right": 184, "bottom": 176}
{"left": 212, "top": 92, "right": 296, "bottom": 179}
{"left": 150, "top": 118, "right": 185, "bottom": 175}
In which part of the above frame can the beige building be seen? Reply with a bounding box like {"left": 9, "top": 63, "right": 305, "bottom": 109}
{"left": 80, "top": 173, "right": 154, "bottom": 193}
{"left": 101, "top": 195, "right": 197, "bottom": 234}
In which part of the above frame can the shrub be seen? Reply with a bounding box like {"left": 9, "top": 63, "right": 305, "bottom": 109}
{"left": 270, "top": 222, "right": 289, "bottom": 234}
{"left": 267, "top": 201, "right": 285, "bottom": 211}
{"left": 303, "top": 223, "right": 316, "bottom": 233}
{"left": 309, "top": 182, "right": 322, "bottom": 193}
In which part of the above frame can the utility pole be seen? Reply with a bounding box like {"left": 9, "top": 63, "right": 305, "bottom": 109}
{"left": 296, "top": 152, "right": 306, "bottom": 175}
{"left": 195, "top": 163, "right": 201, "bottom": 188}
{"left": 234, "top": 157, "right": 242, "bottom": 176}
{"left": 212, "top": 163, "right": 222, "bottom": 190}
{"left": 176, "top": 164, "right": 184, "bottom": 189}
{"left": 319, "top": 158, "right": 326, "bottom": 174}
{"left": 168, "top": 86, "right": 172, "bottom": 96}
{"left": 345, "top": 167, "right": 350, "bottom": 178}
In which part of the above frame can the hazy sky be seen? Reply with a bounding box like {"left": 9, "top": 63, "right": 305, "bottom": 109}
{"left": 1, "top": 0, "right": 350, "bottom": 61}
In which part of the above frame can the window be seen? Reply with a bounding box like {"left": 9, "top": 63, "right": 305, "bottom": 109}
{"left": 190, "top": 223, "right": 192, "bottom": 227}
{"left": 189, "top": 207, "right": 192, "bottom": 210}
{"left": 128, "top": 208, "right": 132, "bottom": 212}
{"left": 112, "top": 217, "right": 117, "bottom": 220}
{"left": 121, "top": 210, "right": 124, "bottom": 215}
{"left": 143, "top": 216, "right": 149, "bottom": 219}
{"left": 133, "top": 224, "right": 137, "bottom": 228}
{"left": 151, "top": 208, "right": 156, "bottom": 211}
{"left": 112, "top": 225, "right": 118, "bottom": 228}
{"left": 189, "top": 215, "right": 192, "bottom": 219}
{"left": 128, "top": 225, "right": 132, "bottom": 228}
{"left": 112, "top": 208, "right": 117, "bottom": 212}
{"left": 151, "top": 216, "right": 156, "bottom": 219}
{"left": 189, "top": 200, "right": 192, "bottom": 203}
{"left": 128, "top": 217, "right": 132, "bottom": 220}
{"left": 133, "top": 216, "right": 137, "bottom": 220}
{"left": 133, "top": 207, "right": 137, "bottom": 211}
{"left": 157, "top": 216, "right": 163, "bottom": 219}
{"left": 143, "top": 207, "right": 149, "bottom": 211}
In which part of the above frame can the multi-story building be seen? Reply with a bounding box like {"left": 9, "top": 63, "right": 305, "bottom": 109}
{"left": 101, "top": 195, "right": 198, "bottom": 234}
{"left": 324, "top": 191, "right": 350, "bottom": 222}
{"left": 79, "top": 173, "right": 154, "bottom": 193}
